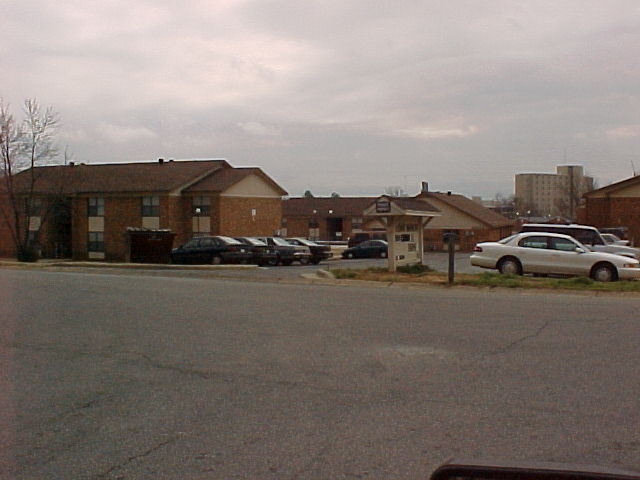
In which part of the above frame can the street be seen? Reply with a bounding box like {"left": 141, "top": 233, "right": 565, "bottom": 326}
{"left": 1, "top": 268, "right": 639, "bottom": 479}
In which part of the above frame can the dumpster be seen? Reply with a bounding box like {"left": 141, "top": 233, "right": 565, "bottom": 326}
{"left": 126, "top": 228, "right": 176, "bottom": 263}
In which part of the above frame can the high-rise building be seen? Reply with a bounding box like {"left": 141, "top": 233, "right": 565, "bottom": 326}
{"left": 515, "top": 165, "right": 594, "bottom": 220}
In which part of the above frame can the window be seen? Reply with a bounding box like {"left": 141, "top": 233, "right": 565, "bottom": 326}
{"left": 551, "top": 237, "right": 578, "bottom": 252}
{"left": 193, "top": 196, "right": 211, "bottom": 216}
{"left": 142, "top": 196, "right": 160, "bottom": 217}
{"left": 352, "top": 217, "right": 363, "bottom": 229}
{"left": 88, "top": 232, "right": 104, "bottom": 252}
{"left": 88, "top": 197, "right": 104, "bottom": 216}
{"left": 25, "top": 197, "right": 43, "bottom": 216}
{"left": 520, "top": 236, "right": 548, "bottom": 249}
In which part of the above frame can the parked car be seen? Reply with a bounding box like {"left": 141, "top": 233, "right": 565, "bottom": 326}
{"left": 252, "top": 237, "right": 312, "bottom": 265}
{"left": 286, "top": 237, "right": 333, "bottom": 264}
{"left": 520, "top": 223, "right": 640, "bottom": 258}
{"left": 341, "top": 239, "right": 389, "bottom": 259}
{"left": 170, "top": 236, "right": 253, "bottom": 265}
{"left": 470, "top": 232, "right": 640, "bottom": 282}
{"left": 234, "top": 237, "right": 279, "bottom": 266}
{"left": 347, "top": 231, "right": 387, "bottom": 248}
{"left": 601, "top": 233, "right": 630, "bottom": 246}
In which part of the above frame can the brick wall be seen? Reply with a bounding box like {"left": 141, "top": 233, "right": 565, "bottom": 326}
{"left": 0, "top": 194, "right": 16, "bottom": 257}
{"left": 584, "top": 197, "right": 640, "bottom": 244}
{"left": 218, "top": 197, "right": 282, "bottom": 236}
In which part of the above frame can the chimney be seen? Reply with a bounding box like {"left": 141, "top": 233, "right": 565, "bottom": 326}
{"left": 421, "top": 181, "right": 429, "bottom": 193}
{"left": 158, "top": 158, "right": 164, "bottom": 164}
{"left": 447, "top": 191, "right": 452, "bottom": 196}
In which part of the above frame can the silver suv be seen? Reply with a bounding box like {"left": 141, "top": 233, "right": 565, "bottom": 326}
{"left": 520, "top": 224, "right": 640, "bottom": 259}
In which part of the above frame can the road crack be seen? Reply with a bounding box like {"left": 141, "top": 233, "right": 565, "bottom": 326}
{"left": 95, "top": 435, "right": 182, "bottom": 479}
{"left": 490, "top": 320, "right": 552, "bottom": 355}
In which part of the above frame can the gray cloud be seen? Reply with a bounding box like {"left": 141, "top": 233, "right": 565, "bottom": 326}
{"left": 2, "top": 0, "right": 639, "bottom": 197}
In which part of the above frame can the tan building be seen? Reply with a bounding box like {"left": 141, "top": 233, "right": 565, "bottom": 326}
{"left": 515, "top": 165, "right": 594, "bottom": 219}
{"left": 416, "top": 186, "right": 514, "bottom": 251}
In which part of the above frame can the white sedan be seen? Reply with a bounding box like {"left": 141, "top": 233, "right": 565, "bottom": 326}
{"left": 470, "top": 232, "right": 640, "bottom": 282}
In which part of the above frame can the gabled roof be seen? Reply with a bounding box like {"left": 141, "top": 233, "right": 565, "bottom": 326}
{"left": 418, "top": 191, "right": 512, "bottom": 228}
{"left": 385, "top": 196, "right": 440, "bottom": 213}
{"left": 363, "top": 195, "right": 440, "bottom": 217}
{"left": 583, "top": 175, "right": 640, "bottom": 197}
{"left": 185, "top": 167, "right": 288, "bottom": 196}
{"left": 8, "top": 159, "right": 286, "bottom": 196}
{"left": 283, "top": 197, "right": 377, "bottom": 217}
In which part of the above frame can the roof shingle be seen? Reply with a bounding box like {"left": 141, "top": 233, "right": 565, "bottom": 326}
{"left": 11, "top": 160, "right": 230, "bottom": 195}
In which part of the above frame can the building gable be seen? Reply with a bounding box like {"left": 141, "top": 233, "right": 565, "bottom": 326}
{"left": 424, "top": 197, "right": 489, "bottom": 229}
{"left": 221, "top": 174, "right": 284, "bottom": 198}
{"left": 585, "top": 176, "right": 640, "bottom": 198}
{"left": 418, "top": 191, "right": 512, "bottom": 229}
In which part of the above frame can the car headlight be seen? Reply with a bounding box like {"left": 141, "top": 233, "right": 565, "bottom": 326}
{"left": 622, "top": 262, "right": 640, "bottom": 268}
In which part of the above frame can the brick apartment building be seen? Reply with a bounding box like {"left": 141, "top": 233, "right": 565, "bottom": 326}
{"left": 0, "top": 159, "right": 287, "bottom": 261}
{"left": 282, "top": 197, "right": 385, "bottom": 241}
{"left": 577, "top": 174, "right": 640, "bottom": 246}
{"left": 283, "top": 183, "right": 513, "bottom": 251}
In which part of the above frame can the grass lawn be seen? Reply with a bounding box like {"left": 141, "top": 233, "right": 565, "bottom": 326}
{"left": 328, "top": 265, "right": 640, "bottom": 293}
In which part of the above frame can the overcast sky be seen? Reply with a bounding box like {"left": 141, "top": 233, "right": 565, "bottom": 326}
{"left": 3, "top": 1, "right": 640, "bottom": 198}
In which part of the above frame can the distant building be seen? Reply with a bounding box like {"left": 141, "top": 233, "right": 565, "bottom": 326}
{"left": 515, "top": 165, "right": 594, "bottom": 220}
{"left": 282, "top": 197, "right": 382, "bottom": 241}
{"left": 282, "top": 182, "right": 513, "bottom": 251}
{"left": 416, "top": 185, "right": 513, "bottom": 251}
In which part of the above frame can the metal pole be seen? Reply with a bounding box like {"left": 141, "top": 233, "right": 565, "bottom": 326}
{"left": 448, "top": 237, "right": 455, "bottom": 285}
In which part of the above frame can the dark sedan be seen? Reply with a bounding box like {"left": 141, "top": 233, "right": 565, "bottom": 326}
{"left": 341, "top": 239, "right": 388, "bottom": 259}
{"left": 170, "top": 236, "right": 253, "bottom": 265}
{"left": 252, "top": 237, "right": 312, "bottom": 265}
{"left": 286, "top": 237, "right": 333, "bottom": 264}
{"left": 234, "top": 237, "right": 278, "bottom": 266}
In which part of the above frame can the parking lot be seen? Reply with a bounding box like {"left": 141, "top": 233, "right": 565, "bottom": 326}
{"left": 166, "top": 251, "right": 485, "bottom": 281}
{"left": 3, "top": 266, "right": 640, "bottom": 478}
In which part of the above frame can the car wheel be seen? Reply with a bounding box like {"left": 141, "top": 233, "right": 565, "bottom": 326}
{"left": 380, "top": 251, "right": 387, "bottom": 258}
{"left": 498, "top": 257, "right": 522, "bottom": 275}
{"left": 311, "top": 259, "right": 321, "bottom": 265}
{"left": 282, "top": 260, "right": 293, "bottom": 266}
{"left": 591, "top": 263, "right": 617, "bottom": 282}
{"left": 266, "top": 258, "right": 278, "bottom": 266}
{"left": 211, "top": 255, "right": 223, "bottom": 265}
{"left": 299, "top": 257, "right": 310, "bottom": 265}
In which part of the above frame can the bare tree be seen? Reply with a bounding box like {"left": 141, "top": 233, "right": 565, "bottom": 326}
{"left": 554, "top": 170, "right": 595, "bottom": 221}
{"left": 493, "top": 193, "right": 516, "bottom": 219}
{"left": 0, "top": 98, "right": 60, "bottom": 261}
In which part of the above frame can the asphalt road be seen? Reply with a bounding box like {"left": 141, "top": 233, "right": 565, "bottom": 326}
{"left": 1, "top": 268, "right": 639, "bottom": 479}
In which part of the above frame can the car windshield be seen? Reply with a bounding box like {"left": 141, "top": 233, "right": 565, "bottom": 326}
{"left": 290, "top": 238, "right": 315, "bottom": 246}
{"left": 271, "top": 237, "right": 292, "bottom": 246}
{"left": 498, "top": 234, "right": 518, "bottom": 244}
{"left": 602, "top": 233, "right": 621, "bottom": 243}
{"left": 217, "top": 236, "right": 243, "bottom": 245}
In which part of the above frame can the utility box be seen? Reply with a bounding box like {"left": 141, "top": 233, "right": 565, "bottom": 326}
{"left": 392, "top": 220, "right": 421, "bottom": 267}
{"left": 126, "top": 228, "right": 176, "bottom": 264}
